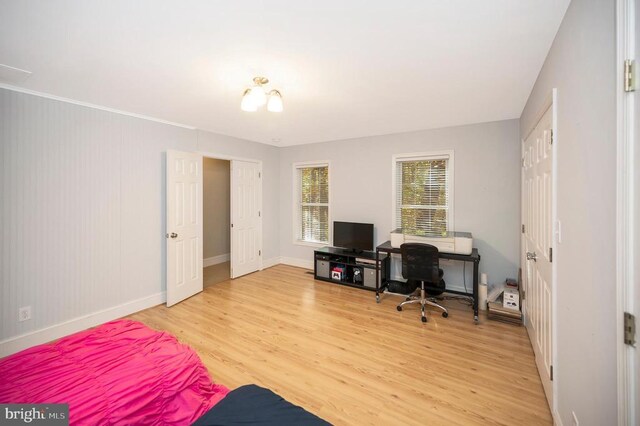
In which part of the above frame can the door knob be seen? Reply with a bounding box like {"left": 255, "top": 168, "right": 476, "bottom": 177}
{"left": 166, "top": 232, "right": 178, "bottom": 239}
{"left": 526, "top": 251, "right": 537, "bottom": 262}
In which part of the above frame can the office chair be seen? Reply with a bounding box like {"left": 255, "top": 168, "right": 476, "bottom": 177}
{"left": 397, "top": 243, "right": 449, "bottom": 323}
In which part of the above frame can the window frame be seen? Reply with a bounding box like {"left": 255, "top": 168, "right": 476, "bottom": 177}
{"left": 292, "top": 160, "right": 331, "bottom": 247}
{"left": 391, "top": 150, "right": 455, "bottom": 236}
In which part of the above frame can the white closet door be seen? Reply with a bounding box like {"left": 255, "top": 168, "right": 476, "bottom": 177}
{"left": 522, "top": 104, "right": 554, "bottom": 408}
{"left": 230, "top": 160, "right": 261, "bottom": 278}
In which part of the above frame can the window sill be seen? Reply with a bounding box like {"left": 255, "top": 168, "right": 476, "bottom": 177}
{"left": 293, "top": 240, "right": 329, "bottom": 248}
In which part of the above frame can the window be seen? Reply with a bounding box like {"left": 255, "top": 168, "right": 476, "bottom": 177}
{"left": 393, "top": 152, "right": 453, "bottom": 236}
{"left": 294, "top": 162, "right": 330, "bottom": 244}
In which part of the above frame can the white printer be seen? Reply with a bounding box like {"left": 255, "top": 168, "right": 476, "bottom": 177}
{"left": 390, "top": 228, "right": 473, "bottom": 255}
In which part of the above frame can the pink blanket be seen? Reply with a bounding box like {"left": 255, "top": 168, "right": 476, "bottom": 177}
{"left": 0, "top": 320, "right": 229, "bottom": 425}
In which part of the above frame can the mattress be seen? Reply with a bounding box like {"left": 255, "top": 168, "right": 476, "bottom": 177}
{"left": 0, "top": 320, "right": 229, "bottom": 425}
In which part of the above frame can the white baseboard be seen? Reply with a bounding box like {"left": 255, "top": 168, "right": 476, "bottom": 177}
{"left": 0, "top": 292, "right": 166, "bottom": 358}
{"left": 262, "top": 257, "right": 281, "bottom": 269}
{"left": 280, "top": 257, "right": 314, "bottom": 270}
{"left": 203, "top": 253, "right": 230, "bottom": 268}
{"left": 553, "top": 409, "right": 563, "bottom": 426}
{"left": 0, "top": 256, "right": 313, "bottom": 357}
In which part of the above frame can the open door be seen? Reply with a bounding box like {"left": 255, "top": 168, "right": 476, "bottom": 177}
{"left": 166, "top": 150, "right": 203, "bottom": 306}
{"left": 522, "top": 101, "right": 555, "bottom": 410}
{"left": 230, "top": 160, "right": 261, "bottom": 278}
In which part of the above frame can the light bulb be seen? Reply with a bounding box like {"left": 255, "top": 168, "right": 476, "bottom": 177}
{"left": 250, "top": 85, "right": 267, "bottom": 106}
{"left": 241, "top": 89, "right": 257, "bottom": 112}
{"left": 267, "top": 90, "right": 283, "bottom": 112}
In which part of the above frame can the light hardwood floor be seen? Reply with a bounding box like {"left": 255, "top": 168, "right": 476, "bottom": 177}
{"left": 129, "top": 264, "right": 552, "bottom": 425}
{"left": 203, "top": 261, "right": 230, "bottom": 288}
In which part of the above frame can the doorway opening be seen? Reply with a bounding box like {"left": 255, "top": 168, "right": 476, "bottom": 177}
{"left": 203, "top": 157, "right": 231, "bottom": 288}
{"left": 201, "top": 153, "right": 263, "bottom": 283}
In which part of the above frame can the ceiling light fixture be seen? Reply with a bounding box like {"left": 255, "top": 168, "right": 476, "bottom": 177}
{"left": 241, "top": 76, "right": 283, "bottom": 112}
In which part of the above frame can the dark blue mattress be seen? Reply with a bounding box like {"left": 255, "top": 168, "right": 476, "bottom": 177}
{"left": 192, "top": 384, "right": 331, "bottom": 426}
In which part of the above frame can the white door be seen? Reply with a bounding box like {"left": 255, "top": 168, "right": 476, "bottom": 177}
{"left": 522, "top": 104, "right": 554, "bottom": 408}
{"left": 230, "top": 160, "right": 261, "bottom": 278}
{"left": 632, "top": 1, "right": 640, "bottom": 418}
{"left": 166, "top": 150, "right": 203, "bottom": 306}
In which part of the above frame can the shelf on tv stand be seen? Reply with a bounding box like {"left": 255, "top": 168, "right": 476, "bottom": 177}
{"left": 314, "top": 246, "right": 378, "bottom": 260}
{"left": 313, "top": 246, "right": 388, "bottom": 291}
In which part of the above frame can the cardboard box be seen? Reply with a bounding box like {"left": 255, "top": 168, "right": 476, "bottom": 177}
{"left": 487, "top": 301, "right": 522, "bottom": 325}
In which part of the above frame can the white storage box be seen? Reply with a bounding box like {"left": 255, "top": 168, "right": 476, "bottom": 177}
{"left": 503, "top": 287, "right": 520, "bottom": 310}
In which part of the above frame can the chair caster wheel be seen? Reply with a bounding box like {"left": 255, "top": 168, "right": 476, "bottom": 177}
{"left": 421, "top": 316, "right": 427, "bottom": 323}
{"left": 397, "top": 306, "right": 402, "bottom": 311}
{"left": 442, "top": 312, "right": 449, "bottom": 318}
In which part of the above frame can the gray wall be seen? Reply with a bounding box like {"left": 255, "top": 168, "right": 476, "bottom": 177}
{"left": 279, "top": 120, "right": 521, "bottom": 292}
{"left": 519, "top": 0, "right": 616, "bottom": 424}
{"left": 0, "top": 88, "right": 280, "bottom": 342}
{"left": 203, "top": 158, "right": 230, "bottom": 259}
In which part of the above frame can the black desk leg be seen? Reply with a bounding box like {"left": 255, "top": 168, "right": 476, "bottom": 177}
{"left": 473, "top": 260, "right": 479, "bottom": 324}
{"left": 375, "top": 249, "right": 380, "bottom": 303}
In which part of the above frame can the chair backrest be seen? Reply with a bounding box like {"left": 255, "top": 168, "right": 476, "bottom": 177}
{"left": 400, "top": 243, "right": 440, "bottom": 284}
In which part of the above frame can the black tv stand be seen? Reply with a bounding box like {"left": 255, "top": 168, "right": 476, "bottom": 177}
{"left": 313, "top": 246, "right": 388, "bottom": 291}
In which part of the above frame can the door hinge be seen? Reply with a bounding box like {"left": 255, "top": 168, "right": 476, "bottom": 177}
{"left": 258, "top": 211, "right": 261, "bottom": 217}
{"left": 624, "top": 312, "right": 636, "bottom": 346}
{"left": 550, "top": 129, "right": 554, "bottom": 145}
{"left": 258, "top": 250, "right": 261, "bottom": 256}
{"left": 550, "top": 365, "right": 553, "bottom": 381}
{"left": 521, "top": 290, "right": 525, "bottom": 301}
{"left": 624, "top": 59, "right": 635, "bottom": 92}
{"left": 258, "top": 172, "right": 261, "bottom": 178}
{"left": 231, "top": 223, "right": 234, "bottom": 228}
{"left": 549, "top": 247, "right": 553, "bottom": 262}
{"left": 522, "top": 224, "right": 525, "bottom": 234}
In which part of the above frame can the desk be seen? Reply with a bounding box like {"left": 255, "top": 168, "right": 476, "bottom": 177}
{"left": 375, "top": 241, "right": 481, "bottom": 323}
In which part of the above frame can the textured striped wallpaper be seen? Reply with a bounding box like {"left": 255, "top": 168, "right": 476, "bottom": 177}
{"left": 0, "top": 88, "right": 197, "bottom": 339}
{"left": 0, "top": 88, "right": 280, "bottom": 342}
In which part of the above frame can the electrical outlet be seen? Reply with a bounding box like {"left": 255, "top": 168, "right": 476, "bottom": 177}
{"left": 18, "top": 306, "right": 31, "bottom": 322}
{"left": 571, "top": 411, "right": 579, "bottom": 426}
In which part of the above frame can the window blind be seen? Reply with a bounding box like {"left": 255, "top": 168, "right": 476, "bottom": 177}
{"left": 396, "top": 158, "right": 449, "bottom": 236}
{"left": 298, "top": 165, "right": 329, "bottom": 243}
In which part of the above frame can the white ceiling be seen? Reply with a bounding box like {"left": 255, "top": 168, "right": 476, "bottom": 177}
{"left": 0, "top": 0, "right": 569, "bottom": 146}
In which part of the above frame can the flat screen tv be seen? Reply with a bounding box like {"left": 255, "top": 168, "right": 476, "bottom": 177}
{"left": 333, "top": 221, "right": 374, "bottom": 252}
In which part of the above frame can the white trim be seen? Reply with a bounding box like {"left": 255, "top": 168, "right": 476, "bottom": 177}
{"left": 0, "top": 292, "right": 166, "bottom": 358}
{"left": 262, "top": 257, "right": 281, "bottom": 269}
{"left": 203, "top": 253, "right": 230, "bottom": 268}
{"left": 0, "top": 83, "right": 196, "bottom": 130}
{"left": 197, "top": 151, "right": 261, "bottom": 164}
{"left": 523, "top": 92, "right": 554, "bottom": 142}
{"left": 616, "top": 0, "right": 636, "bottom": 424}
{"left": 293, "top": 240, "right": 328, "bottom": 248}
{"left": 280, "top": 257, "right": 314, "bottom": 270}
{"left": 292, "top": 160, "right": 332, "bottom": 246}
{"left": 551, "top": 88, "right": 559, "bottom": 418}
{"left": 391, "top": 150, "right": 455, "bottom": 234}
